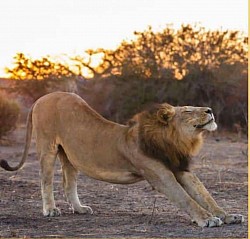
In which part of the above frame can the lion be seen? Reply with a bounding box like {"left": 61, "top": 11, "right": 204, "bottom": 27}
{"left": 0, "top": 92, "right": 244, "bottom": 227}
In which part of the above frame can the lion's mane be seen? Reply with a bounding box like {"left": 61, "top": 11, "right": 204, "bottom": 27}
{"left": 136, "top": 106, "right": 203, "bottom": 172}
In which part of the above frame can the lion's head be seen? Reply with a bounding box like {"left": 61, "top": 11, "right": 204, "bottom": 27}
{"left": 129, "top": 103, "right": 217, "bottom": 172}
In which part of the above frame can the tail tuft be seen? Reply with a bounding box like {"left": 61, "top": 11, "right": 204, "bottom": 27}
{"left": 0, "top": 104, "right": 34, "bottom": 172}
{"left": 0, "top": 159, "right": 15, "bottom": 171}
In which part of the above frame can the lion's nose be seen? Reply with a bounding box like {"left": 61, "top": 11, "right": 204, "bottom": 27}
{"left": 205, "top": 108, "right": 212, "bottom": 114}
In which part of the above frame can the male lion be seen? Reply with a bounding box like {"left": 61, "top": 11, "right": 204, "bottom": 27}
{"left": 0, "top": 92, "right": 244, "bottom": 227}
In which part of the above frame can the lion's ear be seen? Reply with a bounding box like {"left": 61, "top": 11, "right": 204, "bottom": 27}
{"left": 157, "top": 105, "right": 175, "bottom": 124}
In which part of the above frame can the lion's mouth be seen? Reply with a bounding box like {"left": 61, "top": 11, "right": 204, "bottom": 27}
{"left": 194, "top": 119, "right": 214, "bottom": 129}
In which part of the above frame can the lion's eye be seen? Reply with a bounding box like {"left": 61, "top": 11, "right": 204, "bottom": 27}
{"left": 184, "top": 110, "right": 192, "bottom": 113}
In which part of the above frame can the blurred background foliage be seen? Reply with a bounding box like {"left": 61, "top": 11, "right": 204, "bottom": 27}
{"left": 0, "top": 93, "right": 20, "bottom": 138}
{"left": 1, "top": 24, "right": 248, "bottom": 134}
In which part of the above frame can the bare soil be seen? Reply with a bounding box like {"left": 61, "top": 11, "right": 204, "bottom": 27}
{"left": 0, "top": 125, "right": 248, "bottom": 238}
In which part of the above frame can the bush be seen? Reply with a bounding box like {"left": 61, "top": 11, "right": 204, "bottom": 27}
{"left": 5, "top": 25, "right": 248, "bottom": 131}
{"left": 0, "top": 95, "right": 20, "bottom": 138}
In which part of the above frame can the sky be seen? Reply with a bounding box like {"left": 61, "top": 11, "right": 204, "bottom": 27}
{"left": 0, "top": 0, "right": 248, "bottom": 77}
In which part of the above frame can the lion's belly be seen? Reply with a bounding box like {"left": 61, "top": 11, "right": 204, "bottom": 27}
{"left": 79, "top": 169, "right": 143, "bottom": 184}
{"left": 73, "top": 160, "right": 143, "bottom": 184}
{"left": 64, "top": 146, "right": 143, "bottom": 184}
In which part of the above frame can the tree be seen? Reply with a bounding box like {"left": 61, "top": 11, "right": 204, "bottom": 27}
{"left": 5, "top": 53, "right": 77, "bottom": 80}
{"left": 74, "top": 24, "right": 247, "bottom": 81}
{"left": 5, "top": 53, "right": 79, "bottom": 101}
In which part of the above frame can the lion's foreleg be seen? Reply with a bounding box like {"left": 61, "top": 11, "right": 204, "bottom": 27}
{"left": 175, "top": 171, "right": 244, "bottom": 224}
{"left": 59, "top": 150, "right": 93, "bottom": 215}
{"left": 175, "top": 172, "right": 224, "bottom": 215}
{"left": 133, "top": 157, "right": 222, "bottom": 227}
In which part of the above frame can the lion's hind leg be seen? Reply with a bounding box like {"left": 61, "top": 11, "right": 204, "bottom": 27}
{"left": 58, "top": 146, "right": 93, "bottom": 215}
{"left": 39, "top": 148, "right": 61, "bottom": 217}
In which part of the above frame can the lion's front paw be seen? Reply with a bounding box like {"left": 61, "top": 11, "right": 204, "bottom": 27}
{"left": 223, "top": 214, "right": 244, "bottom": 224}
{"left": 43, "top": 207, "right": 61, "bottom": 217}
{"left": 74, "top": 205, "right": 93, "bottom": 215}
{"left": 197, "top": 217, "right": 223, "bottom": 228}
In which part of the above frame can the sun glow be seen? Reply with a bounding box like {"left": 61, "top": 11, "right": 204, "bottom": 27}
{"left": 0, "top": 0, "right": 247, "bottom": 77}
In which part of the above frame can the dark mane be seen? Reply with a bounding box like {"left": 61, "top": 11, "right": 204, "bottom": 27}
{"left": 139, "top": 130, "right": 191, "bottom": 172}
{"left": 138, "top": 110, "right": 192, "bottom": 172}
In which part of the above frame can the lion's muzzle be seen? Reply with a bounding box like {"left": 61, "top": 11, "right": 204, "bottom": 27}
{"left": 194, "top": 108, "right": 217, "bottom": 131}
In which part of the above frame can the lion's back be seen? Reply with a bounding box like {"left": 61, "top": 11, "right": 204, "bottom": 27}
{"left": 34, "top": 92, "right": 85, "bottom": 112}
{"left": 32, "top": 92, "right": 96, "bottom": 138}
{"left": 31, "top": 92, "right": 121, "bottom": 142}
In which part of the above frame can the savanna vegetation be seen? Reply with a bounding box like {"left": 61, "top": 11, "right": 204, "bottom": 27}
{"left": 1, "top": 24, "right": 248, "bottom": 136}
{"left": 0, "top": 93, "right": 20, "bottom": 138}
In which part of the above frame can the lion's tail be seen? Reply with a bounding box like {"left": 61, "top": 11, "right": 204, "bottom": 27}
{"left": 0, "top": 104, "right": 34, "bottom": 171}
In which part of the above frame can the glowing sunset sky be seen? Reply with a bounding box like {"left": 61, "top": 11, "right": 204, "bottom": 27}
{"left": 0, "top": 0, "right": 247, "bottom": 77}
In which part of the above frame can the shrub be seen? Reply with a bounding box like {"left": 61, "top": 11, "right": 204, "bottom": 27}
{"left": 0, "top": 94, "right": 20, "bottom": 138}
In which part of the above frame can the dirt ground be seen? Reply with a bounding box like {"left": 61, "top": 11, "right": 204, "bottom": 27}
{"left": 0, "top": 125, "right": 248, "bottom": 238}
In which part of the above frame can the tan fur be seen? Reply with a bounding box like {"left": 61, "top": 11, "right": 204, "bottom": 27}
{"left": 0, "top": 92, "right": 244, "bottom": 227}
